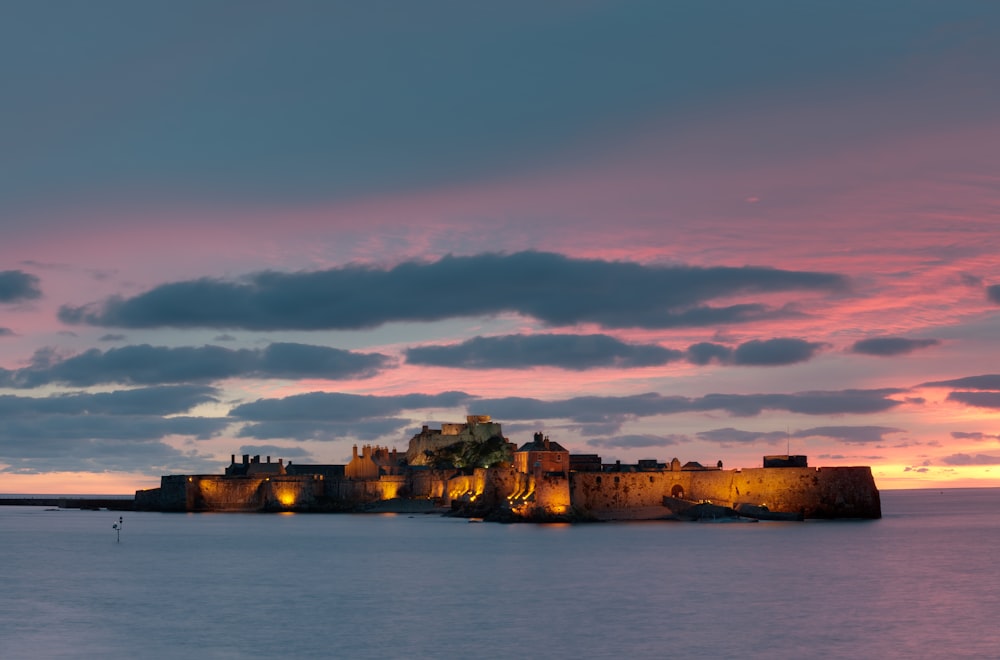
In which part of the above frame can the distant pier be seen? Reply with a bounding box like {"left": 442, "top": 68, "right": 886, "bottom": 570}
{"left": 0, "top": 497, "right": 134, "bottom": 511}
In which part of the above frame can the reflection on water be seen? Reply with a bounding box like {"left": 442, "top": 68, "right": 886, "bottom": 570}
{"left": 0, "top": 489, "right": 997, "bottom": 659}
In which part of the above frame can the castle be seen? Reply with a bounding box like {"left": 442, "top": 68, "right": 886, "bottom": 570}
{"left": 135, "top": 416, "right": 881, "bottom": 520}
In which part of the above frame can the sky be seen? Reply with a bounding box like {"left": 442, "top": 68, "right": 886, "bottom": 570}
{"left": 2, "top": 1, "right": 1000, "bottom": 494}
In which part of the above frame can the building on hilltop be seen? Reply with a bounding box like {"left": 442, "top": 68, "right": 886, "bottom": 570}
{"left": 404, "top": 415, "right": 506, "bottom": 466}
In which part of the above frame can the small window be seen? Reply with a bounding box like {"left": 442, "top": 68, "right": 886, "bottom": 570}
{"left": 556, "top": 455, "right": 562, "bottom": 462}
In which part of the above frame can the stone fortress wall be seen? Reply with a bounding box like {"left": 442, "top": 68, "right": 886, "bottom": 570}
{"left": 569, "top": 466, "right": 880, "bottom": 519}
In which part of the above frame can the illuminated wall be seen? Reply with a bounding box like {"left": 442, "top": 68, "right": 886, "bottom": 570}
{"left": 136, "top": 461, "right": 878, "bottom": 519}
{"left": 528, "top": 473, "right": 571, "bottom": 516}
{"left": 570, "top": 467, "right": 881, "bottom": 519}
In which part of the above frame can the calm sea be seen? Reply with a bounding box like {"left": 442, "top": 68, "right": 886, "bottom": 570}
{"left": 1, "top": 488, "right": 998, "bottom": 659}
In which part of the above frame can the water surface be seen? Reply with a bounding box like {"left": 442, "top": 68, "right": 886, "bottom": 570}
{"left": 1, "top": 488, "right": 997, "bottom": 659}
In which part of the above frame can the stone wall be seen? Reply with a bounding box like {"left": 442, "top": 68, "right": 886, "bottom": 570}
{"left": 570, "top": 466, "right": 880, "bottom": 519}
{"left": 136, "top": 474, "right": 326, "bottom": 512}
{"left": 134, "top": 475, "right": 190, "bottom": 511}
{"left": 726, "top": 467, "right": 881, "bottom": 518}
{"left": 528, "top": 473, "right": 571, "bottom": 517}
{"left": 136, "top": 463, "right": 879, "bottom": 519}
{"left": 571, "top": 472, "right": 668, "bottom": 515}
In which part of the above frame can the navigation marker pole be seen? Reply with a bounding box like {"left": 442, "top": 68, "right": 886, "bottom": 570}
{"left": 112, "top": 516, "right": 123, "bottom": 543}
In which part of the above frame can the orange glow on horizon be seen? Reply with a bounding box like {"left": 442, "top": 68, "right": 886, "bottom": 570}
{"left": 0, "top": 471, "right": 159, "bottom": 496}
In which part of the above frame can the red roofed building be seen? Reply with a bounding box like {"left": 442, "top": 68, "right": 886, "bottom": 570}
{"left": 515, "top": 432, "right": 569, "bottom": 477}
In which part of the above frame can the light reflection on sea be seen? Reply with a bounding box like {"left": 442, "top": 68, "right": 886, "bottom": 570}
{"left": 0, "top": 489, "right": 997, "bottom": 659}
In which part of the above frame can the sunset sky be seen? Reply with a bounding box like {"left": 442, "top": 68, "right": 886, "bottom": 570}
{"left": 2, "top": 2, "right": 1000, "bottom": 494}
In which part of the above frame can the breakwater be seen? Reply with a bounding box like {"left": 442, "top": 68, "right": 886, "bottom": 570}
{"left": 0, "top": 497, "right": 134, "bottom": 510}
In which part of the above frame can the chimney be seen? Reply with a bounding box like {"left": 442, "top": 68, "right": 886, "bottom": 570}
{"left": 352, "top": 445, "right": 358, "bottom": 459}
{"left": 231, "top": 454, "right": 235, "bottom": 465}
{"left": 267, "top": 456, "right": 271, "bottom": 464}
{"left": 544, "top": 435, "right": 550, "bottom": 451}
{"left": 242, "top": 454, "right": 249, "bottom": 465}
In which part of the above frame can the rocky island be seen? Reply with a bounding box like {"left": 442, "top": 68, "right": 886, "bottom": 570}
{"left": 135, "top": 416, "right": 881, "bottom": 521}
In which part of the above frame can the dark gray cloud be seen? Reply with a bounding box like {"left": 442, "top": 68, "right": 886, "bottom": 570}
{"left": 98, "top": 334, "right": 126, "bottom": 342}
{"left": 407, "top": 333, "right": 825, "bottom": 371}
{"left": 687, "top": 338, "right": 825, "bottom": 367}
{"left": 690, "top": 390, "right": 904, "bottom": 417}
{"left": 0, "top": 385, "right": 218, "bottom": 416}
{"left": 794, "top": 425, "right": 905, "bottom": 444}
{"left": 697, "top": 425, "right": 905, "bottom": 446}
{"left": 58, "top": 252, "right": 847, "bottom": 331}
{"left": 230, "top": 391, "right": 470, "bottom": 425}
{"left": 922, "top": 374, "right": 1000, "bottom": 390}
{"left": 0, "top": 432, "right": 224, "bottom": 475}
{"left": 941, "top": 453, "right": 1000, "bottom": 466}
{"left": 951, "top": 431, "right": 1000, "bottom": 441}
{"left": 237, "top": 418, "right": 410, "bottom": 442}
{"left": 0, "top": 327, "right": 14, "bottom": 337}
{"left": 731, "top": 338, "right": 826, "bottom": 365}
{"left": 987, "top": 284, "right": 1000, "bottom": 304}
{"left": 961, "top": 274, "right": 984, "bottom": 288}
{"left": 476, "top": 388, "right": 904, "bottom": 432}
{"left": 685, "top": 342, "right": 733, "bottom": 365}
{"left": 0, "top": 270, "right": 42, "bottom": 303}
{"left": 851, "top": 337, "right": 940, "bottom": 356}
{"left": 586, "top": 434, "right": 688, "bottom": 449}
{"left": 0, "top": 414, "right": 227, "bottom": 444}
{"left": 0, "top": 385, "right": 228, "bottom": 474}
{"left": 229, "top": 390, "right": 467, "bottom": 441}
{"left": 946, "top": 391, "right": 1000, "bottom": 409}
{"left": 406, "top": 334, "right": 683, "bottom": 370}
{"left": 572, "top": 421, "right": 632, "bottom": 437}
{"left": 697, "top": 428, "right": 789, "bottom": 445}
{"left": 224, "top": 386, "right": 901, "bottom": 442}
{"left": 0, "top": 343, "right": 391, "bottom": 388}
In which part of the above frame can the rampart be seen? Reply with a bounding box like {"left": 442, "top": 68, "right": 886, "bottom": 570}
{"left": 570, "top": 466, "right": 880, "bottom": 519}
{"left": 136, "top": 463, "right": 879, "bottom": 519}
{"left": 137, "top": 469, "right": 460, "bottom": 513}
